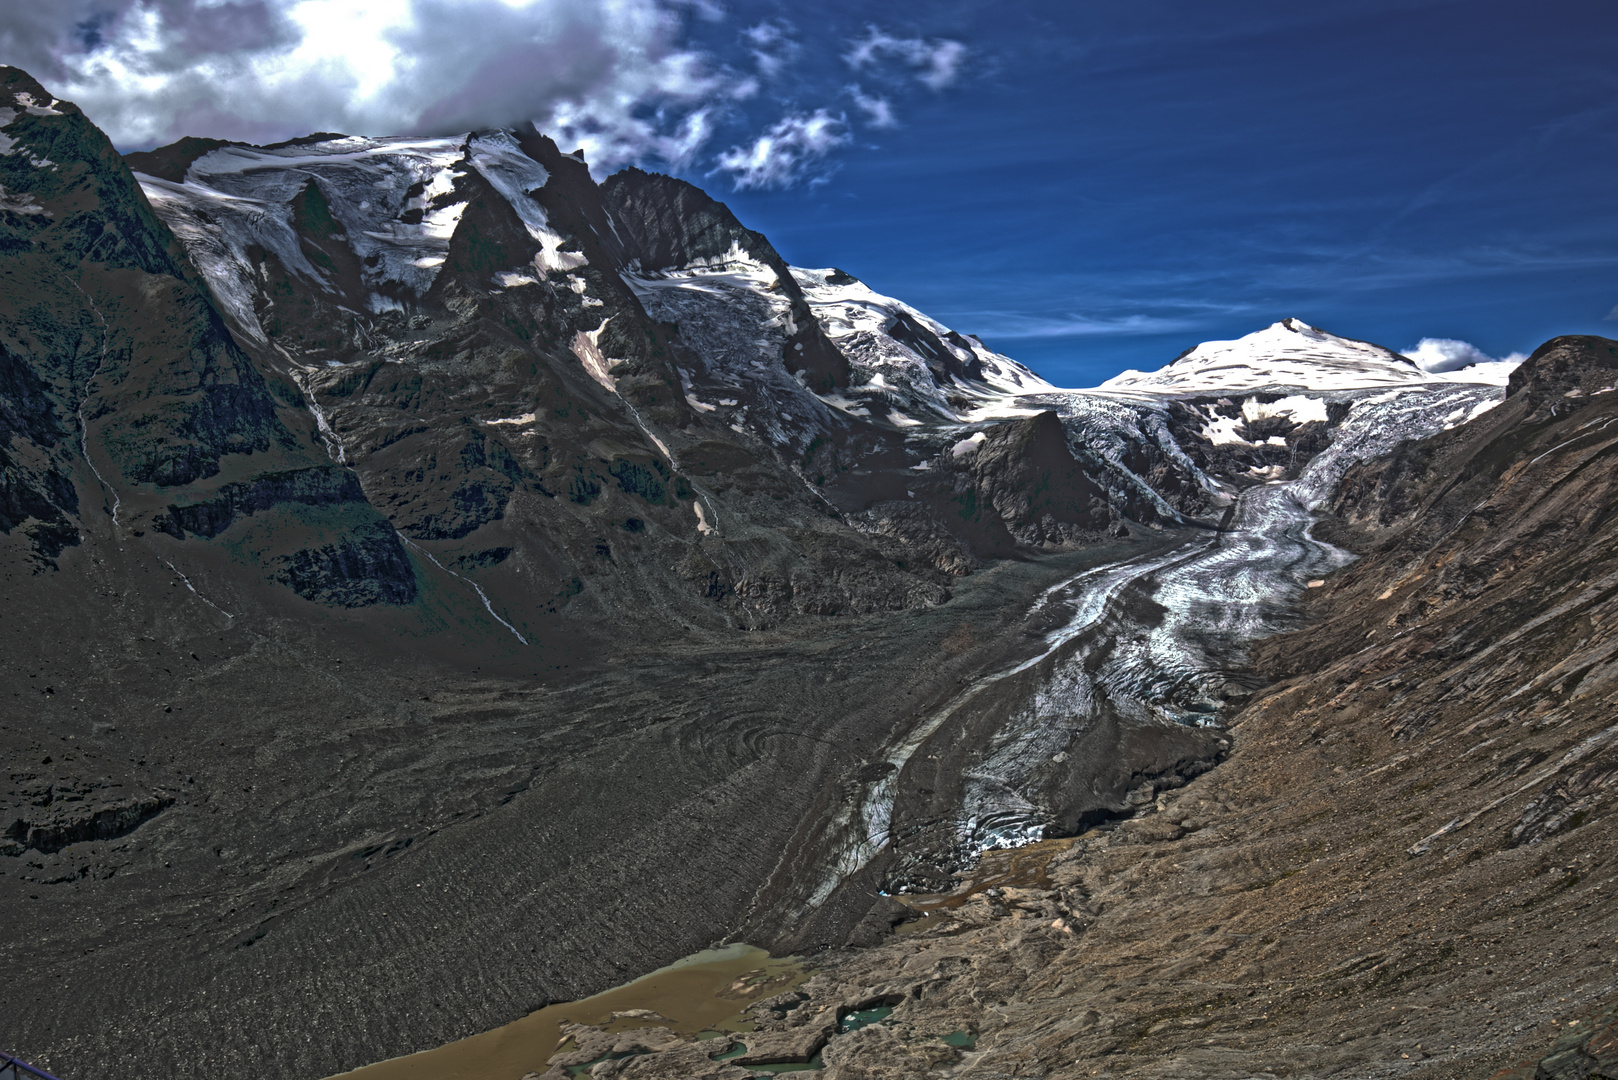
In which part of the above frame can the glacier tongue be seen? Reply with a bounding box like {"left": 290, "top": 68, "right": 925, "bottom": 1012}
{"left": 959, "top": 380, "right": 1504, "bottom": 852}
{"left": 823, "top": 378, "right": 1508, "bottom": 898}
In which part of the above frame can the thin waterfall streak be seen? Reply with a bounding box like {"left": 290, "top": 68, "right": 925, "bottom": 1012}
{"left": 69, "top": 280, "right": 121, "bottom": 527}
{"left": 400, "top": 535, "right": 529, "bottom": 645}
{"left": 618, "top": 390, "right": 722, "bottom": 537}
{"left": 75, "top": 282, "right": 233, "bottom": 625}
{"left": 282, "top": 347, "right": 348, "bottom": 464}
{"left": 157, "top": 558, "right": 233, "bottom": 621}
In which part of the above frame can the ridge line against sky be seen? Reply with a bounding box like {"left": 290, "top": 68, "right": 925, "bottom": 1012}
{"left": 1, "top": 0, "right": 1614, "bottom": 385}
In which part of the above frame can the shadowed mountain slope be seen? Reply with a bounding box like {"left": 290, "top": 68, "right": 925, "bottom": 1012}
{"left": 0, "top": 66, "right": 412, "bottom": 602}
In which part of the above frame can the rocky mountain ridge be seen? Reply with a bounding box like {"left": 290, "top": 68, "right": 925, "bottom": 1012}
{"left": 4, "top": 60, "right": 1514, "bottom": 639}
{"left": 0, "top": 66, "right": 413, "bottom": 607}
{"left": 117, "top": 118, "right": 1514, "bottom": 633}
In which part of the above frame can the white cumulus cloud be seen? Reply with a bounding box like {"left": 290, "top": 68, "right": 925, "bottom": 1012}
{"left": 0, "top": 0, "right": 732, "bottom": 171}
{"left": 0, "top": 3, "right": 979, "bottom": 188}
{"left": 715, "top": 108, "right": 848, "bottom": 189}
{"left": 1402, "top": 337, "right": 1527, "bottom": 374}
{"left": 844, "top": 27, "right": 967, "bottom": 90}
{"left": 847, "top": 83, "right": 896, "bottom": 128}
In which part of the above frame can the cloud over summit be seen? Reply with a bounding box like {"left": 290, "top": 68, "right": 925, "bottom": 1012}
{"left": 0, "top": 1, "right": 969, "bottom": 187}
{"left": 1402, "top": 337, "right": 1527, "bottom": 374}
{"left": 2, "top": 0, "right": 725, "bottom": 169}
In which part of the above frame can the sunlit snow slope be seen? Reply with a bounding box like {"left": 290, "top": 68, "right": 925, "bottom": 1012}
{"left": 1101, "top": 318, "right": 1447, "bottom": 395}
{"left": 136, "top": 132, "right": 577, "bottom": 344}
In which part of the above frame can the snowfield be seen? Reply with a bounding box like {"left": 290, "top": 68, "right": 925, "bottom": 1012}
{"left": 1095, "top": 317, "right": 1507, "bottom": 395}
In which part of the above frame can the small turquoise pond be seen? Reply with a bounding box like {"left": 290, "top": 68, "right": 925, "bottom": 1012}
{"left": 836, "top": 1005, "right": 894, "bottom": 1034}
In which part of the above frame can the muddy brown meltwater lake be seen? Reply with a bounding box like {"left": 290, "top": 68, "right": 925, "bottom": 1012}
{"left": 324, "top": 839, "right": 1090, "bottom": 1080}
{"left": 327, "top": 944, "right": 808, "bottom": 1080}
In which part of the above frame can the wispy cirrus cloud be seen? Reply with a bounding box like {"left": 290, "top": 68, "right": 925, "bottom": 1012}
{"left": 844, "top": 27, "right": 968, "bottom": 90}
{"left": 846, "top": 83, "right": 896, "bottom": 128}
{"left": 960, "top": 311, "right": 1196, "bottom": 339}
{"left": 741, "top": 18, "right": 797, "bottom": 79}
{"left": 715, "top": 107, "right": 849, "bottom": 189}
{"left": 709, "top": 23, "right": 969, "bottom": 187}
{"left": 663, "top": 0, "right": 724, "bottom": 21}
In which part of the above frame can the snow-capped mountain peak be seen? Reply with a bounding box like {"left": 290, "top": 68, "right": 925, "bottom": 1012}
{"left": 791, "top": 267, "right": 1060, "bottom": 412}
{"left": 119, "top": 120, "right": 1507, "bottom": 569}
{"left": 1095, "top": 318, "right": 1434, "bottom": 395}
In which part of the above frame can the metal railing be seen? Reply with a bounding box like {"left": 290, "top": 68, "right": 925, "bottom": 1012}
{"left": 1, "top": 1054, "right": 63, "bottom": 1080}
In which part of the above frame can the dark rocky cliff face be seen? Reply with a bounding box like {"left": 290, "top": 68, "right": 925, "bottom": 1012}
{"left": 0, "top": 332, "right": 79, "bottom": 561}
{"left": 0, "top": 66, "right": 413, "bottom": 603}
{"left": 601, "top": 167, "right": 851, "bottom": 392}
{"left": 0, "top": 67, "right": 283, "bottom": 487}
{"left": 932, "top": 410, "right": 1122, "bottom": 552}
{"left": 1506, "top": 334, "right": 1618, "bottom": 400}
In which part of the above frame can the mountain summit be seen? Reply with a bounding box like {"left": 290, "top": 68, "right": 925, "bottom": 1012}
{"left": 1099, "top": 317, "right": 1439, "bottom": 394}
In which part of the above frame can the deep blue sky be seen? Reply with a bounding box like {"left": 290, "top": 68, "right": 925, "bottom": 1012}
{"left": 677, "top": 0, "right": 1618, "bottom": 385}
{"left": 9, "top": 0, "right": 1615, "bottom": 386}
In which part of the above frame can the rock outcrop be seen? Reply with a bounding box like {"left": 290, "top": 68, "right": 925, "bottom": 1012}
{"left": 0, "top": 66, "right": 414, "bottom": 601}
